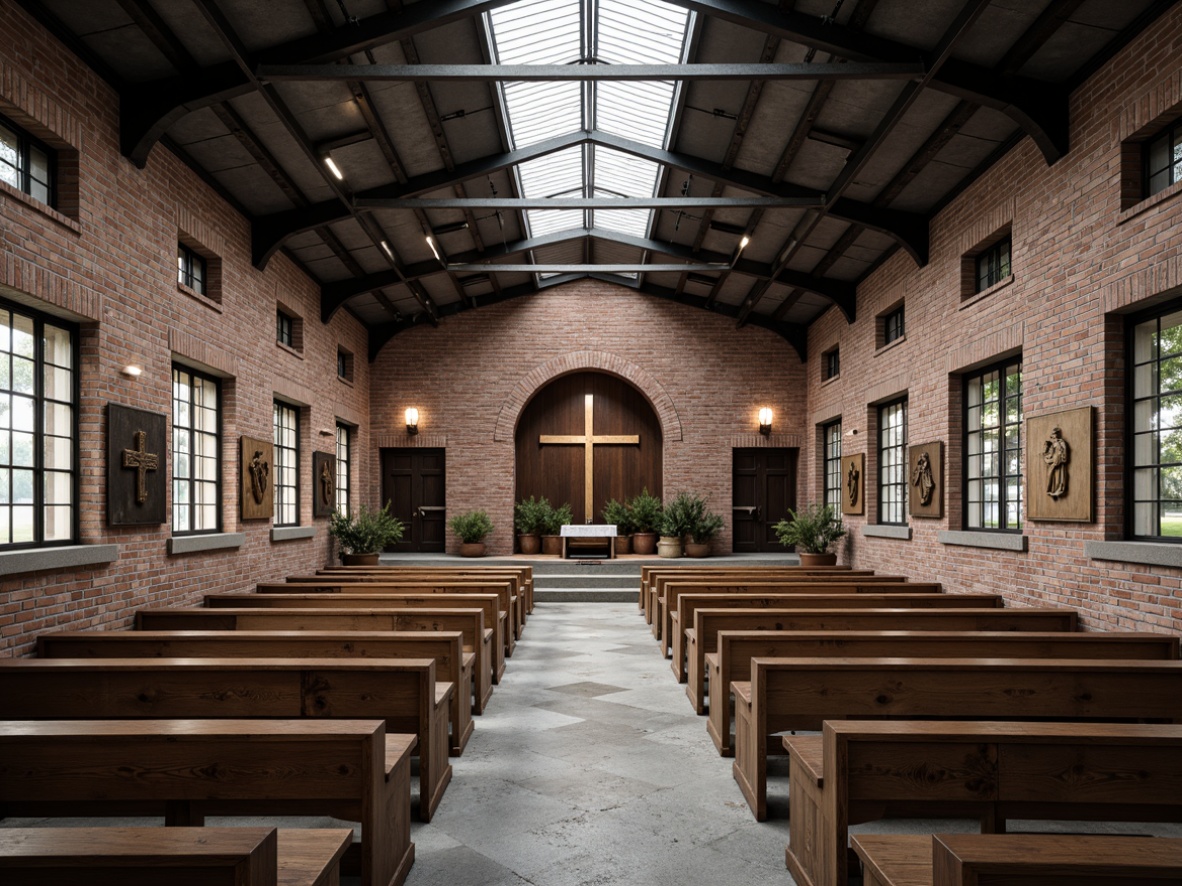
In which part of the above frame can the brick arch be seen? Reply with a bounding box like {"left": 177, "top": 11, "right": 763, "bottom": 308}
{"left": 494, "top": 351, "right": 683, "bottom": 443}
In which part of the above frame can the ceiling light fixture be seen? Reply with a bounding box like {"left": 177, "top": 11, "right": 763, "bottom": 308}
{"left": 380, "top": 240, "right": 394, "bottom": 258}
{"left": 323, "top": 155, "right": 344, "bottom": 180}
{"left": 425, "top": 235, "right": 442, "bottom": 262}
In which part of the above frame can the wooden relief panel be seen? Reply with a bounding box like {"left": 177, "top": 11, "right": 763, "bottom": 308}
{"left": 1026, "top": 406, "right": 1092, "bottom": 522}
{"left": 312, "top": 451, "right": 336, "bottom": 517}
{"left": 842, "top": 453, "right": 864, "bottom": 515}
{"left": 108, "top": 404, "right": 167, "bottom": 525}
{"left": 908, "top": 441, "right": 943, "bottom": 519}
{"left": 240, "top": 435, "right": 274, "bottom": 521}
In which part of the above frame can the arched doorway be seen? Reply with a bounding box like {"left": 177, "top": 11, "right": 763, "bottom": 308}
{"left": 515, "top": 372, "right": 662, "bottom": 526}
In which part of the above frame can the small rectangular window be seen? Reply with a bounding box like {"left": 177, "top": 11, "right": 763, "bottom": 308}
{"left": 975, "top": 238, "right": 1012, "bottom": 292}
{"left": 172, "top": 365, "right": 221, "bottom": 535}
{"left": 878, "top": 399, "right": 907, "bottom": 525}
{"left": 0, "top": 113, "right": 55, "bottom": 207}
{"left": 337, "top": 347, "right": 353, "bottom": 382}
{"left": 273, "top": 401, "right": 299, "bottom": 526}
{"left": 277, "top": 311, "right": 293, "bottom": 347}
{"left": 1146, "top": 120, "right": 1182, "bottom": 197}
{"left": 823, "top": 347, "right": 839, "bottom": 381}
{"left": 964, "top": 360, "right": 1023, "bottom": 531}
{"left": 883, "top": 307, "right": 905, "bottom": 345}
{"left": 823, "top": 420, "right": 842, "bottom": 513}
{"left": 177, "top": 244, "right": 207, "bottom": 295}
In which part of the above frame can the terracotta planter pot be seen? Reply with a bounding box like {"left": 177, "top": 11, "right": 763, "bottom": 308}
{"left": 459, "top": 542, "right": 485, "bottom": 557}
{"left": 518, "top": 534, "right": 541, "bottom": 555}
{"left": 631, "top": 532, "right": 657, "bottom": 555}
{"left": 657, "top": 536, "right": 683, "bottom": 559}
{"left": 342, "top": 552, "right": 380, "bottom": 566}
{"left": 541, "top": 534, "right": 562, "bottom": 555}
{"left": 798, "top": 551, "right": 837, "bottom": 567}
{"left": 684, "top": 541, "right": 710, "bottom": 558}
{"left": 613, "top": 535, "right": 632, "bottom": 556}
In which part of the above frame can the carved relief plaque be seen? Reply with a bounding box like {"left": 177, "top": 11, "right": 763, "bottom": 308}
{"left": 908, "top": 442, "right": 943, "bottom": 519}
{"left": 240, "top": 435, "right": 274, "bottom": 521}
{"left": 108, "top": 404, "right": 167, "bottom": 525}
{"left": 1026, "top": 406, "right": 1092, "bottom": 523}
{"left": 842, "top": 453, "right": 864, "bottom": 516}
{"left": 312, "top": 451, "right": 336, "bottom": 518}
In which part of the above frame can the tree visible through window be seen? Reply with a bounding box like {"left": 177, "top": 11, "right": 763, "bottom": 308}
{"left": 0, "top": 114, "right": 53, "bottom": 206}
{"left": 878, "top": 400, "right": 907, "bottom": 524}
{"left": 273, "top": 401, "right": 299, "bottom": 526}
{"left": 1131, "top": 305, "right": 1182, "bottom": 538}
{"left": 172, "top": 366, "right": 220, "bottom": 534}
{"left": 965, "top": 360, "right": 1022, "bottom": 530}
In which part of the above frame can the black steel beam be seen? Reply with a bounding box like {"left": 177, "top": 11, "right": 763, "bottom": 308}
{"left": 258, "top": 61, "right": 925, "bottom": 82}
{"left": 354, "top": 195, "right": 823, "bottom": 210}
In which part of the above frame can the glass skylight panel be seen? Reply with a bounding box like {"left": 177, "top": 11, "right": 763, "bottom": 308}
{"left": 596, "top": 0, "right": 686, "bottom": 65}
{"left": 596, "top": 81, "right": 675, "bottom": 146}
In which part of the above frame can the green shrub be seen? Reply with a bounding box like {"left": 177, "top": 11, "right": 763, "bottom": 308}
{"left": 328, "top": 501, "right": 404, "bottom": 554}
{"left": 543, "top": 502, "right": 573, "bottom": 534}
{"left": 514, "top": 495, "right": 550, "bottom": 535}
{"left": 601, "top": 498, "right": 634, "bottom": 535}
{"left": 772, "top": 503, "right": 846, "bottom": 553}
{"left": 629, "top": 488, "right": 663, "bottom": 533}
{"left": 449, "top": 509, "right": 494, "bottom": 543}
{"left": 659, "top": 490, "right": 701, "bottom": 538}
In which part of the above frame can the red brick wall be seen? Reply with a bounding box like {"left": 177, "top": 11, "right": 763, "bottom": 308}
{"left": 0, "top": 3, "right": 370, "bottom": 655}
{"left": 368, "top": 280, "right": 807, "bottom": 555}
{"left": 805, "top": 4, "right": 1182, "bottom": 631}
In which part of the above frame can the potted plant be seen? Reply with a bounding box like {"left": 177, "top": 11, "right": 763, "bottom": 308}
{"left": 328, "top": 501, "right": 405, "bottom": 565}
{"left": 630, "top": 488, "right": 662, "bottom": 555}
{"left": 542, "top": 501, "right": 572, "bottom": 556}
{"left": 773, "top": 502, "right": 847, "bottom": 566}
{"left": 657, "top": 491, "right": 701, "bottom": 558}
{"left": 514, "top": 495, "right": 549, "bottom": 555}
{"left": 602, "top": 498, "right": 634, "bottom": 555}
{"left": 450, "top": 509, "right": 494, "bottom": 557}
{"left": 685, "top": 503, "right": 724, "bottom": 558}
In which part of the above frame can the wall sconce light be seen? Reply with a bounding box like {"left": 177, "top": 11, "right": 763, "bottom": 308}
{"left": 121, "top": 364, "right": 143, "bottom": 378}
{"left": 845, "top": 427, "right": 859, "bottom": 436}
{"left": 405, "top": 407, "right": 420, "bottom": 435}
{"left": 758, "top": 407, "right": 773, "bottom": 436}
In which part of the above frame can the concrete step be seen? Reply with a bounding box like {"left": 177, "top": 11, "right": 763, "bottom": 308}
{"left": 535, "top": 573, "right": 640, "bottom": 590}
{"left": 534, "top": 588, "right": 639, "bottom": 603}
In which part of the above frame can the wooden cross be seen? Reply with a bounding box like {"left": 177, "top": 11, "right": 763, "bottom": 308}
{"left": 122, "top": 429, "right": 159, "bottom": 505}
{"left": 540, "top": 393, "right": 639, "bottom": 522}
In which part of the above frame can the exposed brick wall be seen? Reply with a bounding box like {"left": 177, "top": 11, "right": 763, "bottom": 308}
{"left": 369, "top": 281, "right": 807, "bottom": 555}
{"left": 805, "top": 4, "right": 1182, "bottom": 632}
{"left": 0, "top": 3, "right": 370, "bottom": 655}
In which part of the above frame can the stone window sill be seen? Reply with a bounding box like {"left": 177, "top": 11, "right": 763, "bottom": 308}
{"left": 277, "top": 341, "right": 304, "bottom": 360}
{"left": 1118, "top": 179, "right": 1182, "bottom": 225}
{"left": 960, "top": 274, "right": 1014, "bottom": 310}
{"left": 272, "top": 525, "right": 315, "bottom": 542}
{"left": 938, "top": 530, "right": 1027, "bottom": 551}
{"left": 178, "top": 282, "right": 223, "bottom": 312}
{"left": 0, "top": 543, "right": 118, "bottom": 576}
{"left": 167, "top": 533, "right": 245, "bottom": 555}
{"left": 0, "top": 180, "right": 81, "bottom": 233}
{"left": 861, "top": 524, "right": 911, "bottom": 540}
{"left": 1084, "top": 540, "right": 1182, "bottom": 569}
{"left": 874, "top": 335, "right": 906, "bottom": 357}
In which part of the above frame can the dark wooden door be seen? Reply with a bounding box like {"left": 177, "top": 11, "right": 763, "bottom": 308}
{"left": 380, "top": 448, "right": 446, "bottom": 552}
{"left": 516, "top": 372, "right": 662, "bottom": 526}
{"left": 732, "top": 448, "right": 797, "bottom": 552}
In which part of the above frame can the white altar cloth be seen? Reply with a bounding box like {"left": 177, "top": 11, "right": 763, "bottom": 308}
{"left": 560, "top": 524, "right": 618, "bottom": 537}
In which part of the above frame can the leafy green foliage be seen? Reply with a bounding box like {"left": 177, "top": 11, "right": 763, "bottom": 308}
{"left": 514, "top": 495, "right": 550, "bottom": 535}
{"left": 449, "top": 509, "right": 495, "bottom": 543}
{"left": 772, "top": 502, "right": 846, "bottom": 553}
{"left": 544, "top": 502, "right": 573, "bottom": 534}
{"left": 629, "top": 487, "right": 663, "bottom": 533}
{"left": 601, "top": 498, "right": 634, "bottom": 535}
{"left": 329, "top": 501, "right": 404, "bottom": 554}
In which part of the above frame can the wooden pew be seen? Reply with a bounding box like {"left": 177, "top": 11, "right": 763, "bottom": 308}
{"left": 320, "top": 565, "right": 534, "bottom": 616}
{"left": 209, "top": 594, "right": 506, "bottom": 685}
{"left": 262, "top": 580, "right": 517, "bottom": 654}
{"left": 639, "top": 565, "right": 861, "bottom": 618}
{"left": 134, "top": 606, "right": 493, "bottom": 713}
{"left": 0, "top": 657, "right": 452, "bottom": 823}
{"left": 0, "top": 719, "right": 415, "bottom": 886}
{"left": 0, "top": 827, "right": 353, "bottom": 886}
{"left": 731, "top": 657, "right": 1182, "bottom": 821}
{"left": 670, "top": 590, "right": 1003, "bottom": 675}
{"left": 653, "top": 574, "right": 915, "bottom": 645}
{"left": 705, "top": 628, "right": 1179, "bottom": 754}
{"left": 784, "top": 720, "right": 1182, "bottom": 886}
{"left": 37, "top": 629, "right": 475, "bottom": 756}
{"left": 852, "top": 833, "right": 1182, "bottom": 886}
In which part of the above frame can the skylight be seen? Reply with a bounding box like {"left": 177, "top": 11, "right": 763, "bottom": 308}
{"left": 487, "top": 0, "right": 691, "bottom": 268}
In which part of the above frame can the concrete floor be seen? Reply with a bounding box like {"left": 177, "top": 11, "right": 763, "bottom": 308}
{"left": 5, "top": 601, "right": 1178, "bottom": 885}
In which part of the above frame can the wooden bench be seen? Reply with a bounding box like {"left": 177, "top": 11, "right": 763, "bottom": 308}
{"left": 320, "top": 566, "right": 534, "bottom": 616}
{"left": 639, "top": 565, "right": 863, "bottom": 618}
{"left": 732, "top": 657, "right": 1182, "bottom": 821}
{"left": 36, "top": 628, "right": 476, "bottom": 756}
{"left": 653, "top": 574, "right": 915, "bottom": 645}
{"left": 0, "top": 827, "right": 352, "bottom": 886}
{"left": 705, "top": 628, "right": 1178, "bottom": 754}
{"left": 0, "top": 719, "right": 416, "bottom": 886}
{"left": 852, "top": 833, "right": 1182, "bottom": 886}
{"left": 207, "top": 594, "right": 506, "bottom": 686}
{"left": 783, "top": 720, "right": 1182, "bottom": 886}
{"left": 263, "top": 580, "right": 518, "bottom": 654}
{"left": 0, "top": 656, "right": 452, "bottom": 823}
{"left": 670, "top": 590, "right": 1004, "bottom": 675}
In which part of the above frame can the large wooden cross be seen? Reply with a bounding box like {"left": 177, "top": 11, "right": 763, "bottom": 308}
{"left": 540, "top": 393, "right": 639, "bottom": 521}
{"left": 121, "top": 429, "right": 159, "bottom": 505}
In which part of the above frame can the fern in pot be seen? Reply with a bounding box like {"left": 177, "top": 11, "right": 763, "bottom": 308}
{"left": 450, "top": 510, "right": 494, "bottom": 557}
{"left": 329, "top": 502, "right": 405, "bottom": 565}
{"left": 773, "top": 503, "right": 846, "bottom": 566}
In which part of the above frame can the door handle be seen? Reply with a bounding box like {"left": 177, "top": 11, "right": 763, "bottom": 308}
{"left": 732, "top": 506, "right": 757, "bottom": 515}
{"left": 418, "top": 506, "right": 445, "bottom": 517}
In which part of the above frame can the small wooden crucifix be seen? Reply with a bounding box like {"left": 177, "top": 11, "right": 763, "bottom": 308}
{"left": 122, "top": 429, "right": 159, "bottom": 505}
{"left": 540, "top": 393, "right": 639, "bottom": 522}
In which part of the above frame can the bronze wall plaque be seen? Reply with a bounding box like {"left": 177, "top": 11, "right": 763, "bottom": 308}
{"left": 240, "top": 435, "right": 274, "bottom": 521}
{"left": 312, "top": 451, "right": 336, "bottom": 517}
{"left": 1026, "top": 406, "right": 1092, "bottom": 522}
{"left": 108, "top": 404, "right": 167, "bottom": 525}
{"left": 842, "top": 453, "right": 864, "bottom": 515}
{"left": 908, "top": 441, "right": 944, "bottom": 518}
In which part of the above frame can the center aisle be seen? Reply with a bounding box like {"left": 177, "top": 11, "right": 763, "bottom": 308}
{"left": 406, "top": 601, "right": 789, "bottom": 885}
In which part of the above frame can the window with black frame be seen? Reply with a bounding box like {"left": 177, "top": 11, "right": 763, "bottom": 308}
{"left": 1146, "top": 119, "right": 1182, "bottom": 197}
{"left": 335, "top": 422, "right": 350, "bottom": 516}
{"left": 0, "top": 113, "right": 53, "bottom": 206}
{"left": 1131, "top": 302, "right": 1182, "bottom": 539}
{"left": 975, "top": 237, "right": 1012, "bottom": 292}
{"left": 172, "top": 365, "right": 220, "bottom": 535}
{"left": 964, "top": 359, "right": 1022, "bottom": 531}
{"left": 823, "top": 420, "right": 842, "bottom": 513}
{"left": 882, "top": 306, "right": 905, "bottom": 346}
{"left": 177, "top": 243, "right": 207, "bottom": 295}
{"left": 273, "top": 401, "right": 299, "bottom": 526}
{"left": 878, "top": 399, "right": 907, "bottom": 524}
{"left": 276, "top": 310, "right": 293, "bottom": 347}
{"left": 0, "top": 299, "right": 76, "bottom": 547}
